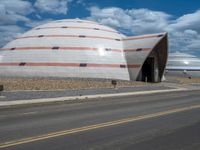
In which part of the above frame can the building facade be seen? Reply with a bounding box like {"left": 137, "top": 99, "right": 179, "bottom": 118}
{"left": 166, "top": 52, "right": 200, "bottom": 78}
{"left": 0, "top": 19, "right": 168, "bottom": 82}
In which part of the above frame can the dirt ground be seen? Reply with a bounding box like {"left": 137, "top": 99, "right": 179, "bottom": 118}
{"left": 165, "top": 76, "right": 200, "bottom": 84}
{"left": 0, "top": 78, "right": 148, "bottom": 91}
{"left": 1, "top": 76, "right": 200, "bottom": 91}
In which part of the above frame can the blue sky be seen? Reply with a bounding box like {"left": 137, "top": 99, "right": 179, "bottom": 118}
{"left": 0, "top": 0, "right": 200, "bottom": 56}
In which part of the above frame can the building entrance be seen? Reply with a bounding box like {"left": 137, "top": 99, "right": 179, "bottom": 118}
{"left": 141, "top": 57, "right": 155, "bottom": 82}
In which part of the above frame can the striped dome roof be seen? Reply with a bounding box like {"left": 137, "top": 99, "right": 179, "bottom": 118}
{"left": 4, "top": 19, "right": 125, "bottom": 49}
{"left": 0, "top": 19, "right": 168, "bottom": 82}
{"left": 0, "top": 19, "right": 130, "bottom": 80}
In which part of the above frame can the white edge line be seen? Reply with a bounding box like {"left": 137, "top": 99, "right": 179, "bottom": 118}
{"left": 0, "top": 88, "right": 186, "bottom": 107}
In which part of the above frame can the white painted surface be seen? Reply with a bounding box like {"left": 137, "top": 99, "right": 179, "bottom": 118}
{"left": 0, "top": 19, "right": 167, "bottom": 81}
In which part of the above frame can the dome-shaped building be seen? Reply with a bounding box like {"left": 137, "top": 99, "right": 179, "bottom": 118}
{"left": 0, "top": 19, "right": 168, "bottom": 82}
{"left": 166, "top": 52, "right": 200, "bottom": 77}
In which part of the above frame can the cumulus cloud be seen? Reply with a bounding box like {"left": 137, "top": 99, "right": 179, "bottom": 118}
{"left": 0, "top": 25, "right": 25, "bottom": 47}
{"left": 34, "top": 0, "right": 72, "bottom": 14}
{"left": 88, "top": 7, "right": 132, "bottom": 29}
{"left": 168, "top": 10, "right": 200, "bottom": 32}
{"left": 0, "top": 0, "right": 33, "bottom": 15}
{"left": 126, "top": 9, "right": 170, "bottom": 34}
{"left": 0, "top": 1, "right": 200, "bottom": 56}
{"left": 0, "top": 19, "right": 51, "bottom": 47}
{"left": 87, "top": 7, "right": 170, "bottom": 35}
{"left": 0, "top": 0, "right": 74, "bottom": 47}
{"left": 0, "top": 0, "right": 34, "bottom": 47}
{"left": 26, "top": 19, "right": 52, "bottom": 28}
{"left": 87, "top": 7, "right": 200, "bottom": 55}
{"left": 0, "top": 0, "right": 33, "bottom": 25}
{"left": 167, "top": 10, "right": 200, "bottom": 54}
{"left": 76, "top": 0, "right": 86, "bottom": 6}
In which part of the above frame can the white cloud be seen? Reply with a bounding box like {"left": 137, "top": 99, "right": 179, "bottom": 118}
{"left": 87, "top": 7, "right": 200, "bottom": 55}
{"left": 0, "top": 0, "right": 33, "bottom": 25}
{"left": 168, "top": 10, "right": 200, "bottom": 32}
{"left": 0, "top": 0, "right": 74, "bottom": 47}
{"left": 0, "top": 1, "right": 200, "bottom": 56}
{"left": 88, "top": 7, "right": 132, "bottom": 29}
{"left": 76, "top": 0, "right": 86, "bottom": 6}
{"left": 0, "top": 25, "right": 24, "bottom": 47}
{"left": 26, "top": 19, "right": 52, "bottom": 28}
{"left": 87, "top": 7, "right": 170, "bottom": 35}
{"left": 0, "top": 10, "right": 30, "bottom": 25}
{"left": 34, "top": 0, "right": 72, "bottom": 14}
{"left": 126, "top": 9, "right": 170, "bottom": 34}
{"left": 0, "top": 18, "right": 52, "bottom": 47}
{"left": 0, "top": 0, "right": 33, "bottom": 15}
{"left": 0, "top": 0, "right": 34, "bottom": 47}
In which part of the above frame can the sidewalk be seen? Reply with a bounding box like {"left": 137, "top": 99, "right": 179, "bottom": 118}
{"left": 0, "top": 85, "right": 173, "bottom": 101}
{"left": 0, "top": 85, "right": 187, "bottom": 108}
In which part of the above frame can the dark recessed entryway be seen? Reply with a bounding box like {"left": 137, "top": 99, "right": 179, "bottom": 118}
{"left": 141, "top": 57, "right": 155, "bottom": 82}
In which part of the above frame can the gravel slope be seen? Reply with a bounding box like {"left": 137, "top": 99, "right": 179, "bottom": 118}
{"left": 0, "top": 78, "right": 147, "bottom": 91}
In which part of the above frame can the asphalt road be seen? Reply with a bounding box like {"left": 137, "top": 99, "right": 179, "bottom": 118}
{"left": 0, "top": 90, "right": 200, "bottom": 150}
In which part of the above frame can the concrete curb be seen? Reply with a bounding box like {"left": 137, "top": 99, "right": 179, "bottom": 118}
{"left": 0, "top": 88, "right": 186, "bottom": 107}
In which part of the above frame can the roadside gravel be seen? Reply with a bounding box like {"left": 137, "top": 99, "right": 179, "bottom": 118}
{"left": 0, "top": 78, "right": 148, "bottom": 91}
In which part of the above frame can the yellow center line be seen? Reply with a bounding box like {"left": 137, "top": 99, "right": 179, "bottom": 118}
{"left": 1, "top": 104, "right": 200, "bottom": 149}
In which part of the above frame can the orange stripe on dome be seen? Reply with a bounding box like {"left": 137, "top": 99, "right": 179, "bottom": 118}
{"left": 0, "top": 62, "right": 140, "bottom": 68}
{"left": 123, "top": 34, "right": 164, "bottom": 41}
{"left": 0, "top": 47, "right": 152, "bottom": 53}
{"left": 0, "top": 63, "right": 19, "bottom": 66}
{"left": 16, "top": 35, "right": 122, "bottom": 41}
{"left": 123, "top": 48, "right": 151, "bottom": 52}
{"left": 0, "top": 46, "right": 123, "bottom": 52}
{"left": 35, "top": 26, "right": 118, "bottom": 33}
{"left": 127, "top": 64, "right": 141, "bottom": 68}
{"left": 53, "top": 20, "right": 99, "bottom": 25}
